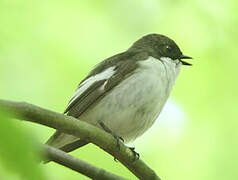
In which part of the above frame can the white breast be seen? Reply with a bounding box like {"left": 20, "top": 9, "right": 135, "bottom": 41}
{"left": 80, "top": 56, "right": 181, "bottom": 142}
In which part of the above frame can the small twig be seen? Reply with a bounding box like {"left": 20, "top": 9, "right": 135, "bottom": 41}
{"left": 43, "top": 145, "right": 129, "bottom": 180}
{"left": 0, "top": 99, "right": 161, "bottom": 180}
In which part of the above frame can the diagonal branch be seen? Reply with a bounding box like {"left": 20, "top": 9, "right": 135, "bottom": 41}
{"left": 43, "top": 145, "right": 129, "bottom": 180}
{"left": 0, "top": 99, "right": 161, "bottom": 180}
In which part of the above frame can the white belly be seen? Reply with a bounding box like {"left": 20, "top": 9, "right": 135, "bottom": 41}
{"left": 80, "top": 56, "right": 181, "bottom": 142}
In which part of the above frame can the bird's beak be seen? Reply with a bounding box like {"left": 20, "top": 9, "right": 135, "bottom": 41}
{"left": 179, "top": 54, "right": 193, "bottom": 66}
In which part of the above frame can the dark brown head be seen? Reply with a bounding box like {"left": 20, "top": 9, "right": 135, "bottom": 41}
{"left": 128, "top": 34, "right": 192, "bottom": 65}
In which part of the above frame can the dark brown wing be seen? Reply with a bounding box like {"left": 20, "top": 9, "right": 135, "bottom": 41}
{"left": 65, "top": 59, "right": 139, "bottom": 118}
{"left": 45, "top": 51, "right": 148, "bottom": 154}
{"left": 64, "top": 51, "right": 147, "bottom": 118}
{"left": 64, "top": 79, "right": 107, "bottom": 117}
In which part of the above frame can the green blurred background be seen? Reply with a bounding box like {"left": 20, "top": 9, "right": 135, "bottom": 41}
{"left": 0, "top": 0, "right": 237, "bottom": 179}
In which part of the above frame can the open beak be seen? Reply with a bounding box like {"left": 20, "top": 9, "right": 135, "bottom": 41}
{"left": 179, "top": 54, "right": 193, "bottom": 66}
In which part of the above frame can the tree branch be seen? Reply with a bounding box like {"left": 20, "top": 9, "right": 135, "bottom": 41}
{"left": 43, "top": 145, "right": 129, "bottom": 180}
{"left": 0, "top": 99, "right": 161, "bottom": 180}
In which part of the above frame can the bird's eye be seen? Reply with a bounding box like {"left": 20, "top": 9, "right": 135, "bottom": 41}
{"left": 165, "top": 45, "right": 172, "bottom": 52}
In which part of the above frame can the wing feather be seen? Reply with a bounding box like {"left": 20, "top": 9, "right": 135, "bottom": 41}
{"left": 65, "top": 60, "right": 139, "bottom": 118}
{"left": 66, "top": 79, "right": 107, "bottom": 117}
{"left": 45, "top": 51, "right": 148, "bottom": 153}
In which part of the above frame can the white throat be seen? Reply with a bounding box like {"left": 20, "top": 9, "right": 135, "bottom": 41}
{"left": 138, "top": 56, "right": 181, "bottom": 86}
{"left": 159, "top": 56, "right": 182, "bottom": 83}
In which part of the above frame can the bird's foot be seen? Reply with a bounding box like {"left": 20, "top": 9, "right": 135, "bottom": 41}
{"left": 114, "top": 135, "right": 124, "bottom": 150}
{"left": 99, "top": 122, "right": 124, "bottom": 160}
{"left": 128, "top": 147, "right": 140, "bottom": 162}
{"left": 99, "top": 122, "right": 125, "bottom": 162}
{"left": 112, "top": 136, "right": 124, "bottom": 162}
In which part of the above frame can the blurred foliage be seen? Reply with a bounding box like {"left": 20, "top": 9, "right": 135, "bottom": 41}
{"left": 0, "top": 0, "right": 238, "bottom": 180}
{"left": 0, "top": 110, "right": 46, "bottom": 180}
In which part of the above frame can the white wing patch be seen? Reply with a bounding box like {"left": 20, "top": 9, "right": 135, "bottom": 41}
{"left": 67, "top": 66, "right": 116, "bottom": 108}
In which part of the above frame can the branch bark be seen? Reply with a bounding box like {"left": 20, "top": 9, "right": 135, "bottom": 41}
{"left": 0, "top": 99, "right": 161, "bottom": 180}
{"left": 43, "top": 145, "right": 128, "bottom": 180}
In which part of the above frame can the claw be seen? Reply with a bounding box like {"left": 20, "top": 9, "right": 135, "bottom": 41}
{"left": 99, "top": 121, "right": 124, "bottom": 153}
{"left": 129, "top": 147, "right": 140, "bottom": 162}
{"left": 113, "top": 136, "right": 124, "bottom": 162}
{"left": 119, "top": 136, "right": 125, "bottom": 142}
{"left": 114, "top": 136, "right": 124, "bottom": 150}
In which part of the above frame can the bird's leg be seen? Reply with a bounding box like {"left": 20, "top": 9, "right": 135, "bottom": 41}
{"left": 128, "top": 146, "right": 140, "bottom": 162}
{"left": 99, "top": 122, "right": 124, "bottom": 150}
{"left": 99, "top": 122, "right": 139, "bottom": 162}
{"left": 99, "top": 122, "right": 125, "bottom": 162}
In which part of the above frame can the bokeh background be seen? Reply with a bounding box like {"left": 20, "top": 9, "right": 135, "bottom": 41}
{"left": 0, "top": 0, "right": 237, "bottom": 180}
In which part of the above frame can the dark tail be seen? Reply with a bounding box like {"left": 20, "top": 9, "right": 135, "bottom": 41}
{"left": 43, "top": 130, "right": 89, "bottom": 163}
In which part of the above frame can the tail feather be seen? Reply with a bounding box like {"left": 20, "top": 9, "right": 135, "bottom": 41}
{"left": 46, "top": 131, "right": 77, "bottom": 149}
{"left": 44, "top": 130, "right": 89, "bottom": 163}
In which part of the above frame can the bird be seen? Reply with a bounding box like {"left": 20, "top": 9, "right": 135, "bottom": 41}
{"left": 45, "top": 33, "right": 192, "bottom": 157}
